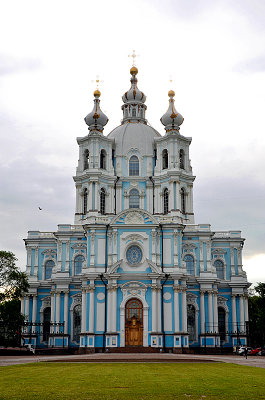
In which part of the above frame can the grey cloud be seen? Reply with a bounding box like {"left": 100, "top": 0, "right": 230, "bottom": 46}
{"left": 144, "top": 0, "right": 265, "bottom": 30}
{"left": 0, "top": 113, "right": 75, "bottom": 271}
{"left": 0, "top": 54, "right": 41, "bottom": 76}
{"left": 194, "top": 174, "right": 265, "bottom": 259}
{"left": 234, "top": 54, "right": 265, "bottom": 73}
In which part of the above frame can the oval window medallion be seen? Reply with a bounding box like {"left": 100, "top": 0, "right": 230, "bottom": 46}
{"left": 126, "top": 245, "right": 143, "bottom": 265}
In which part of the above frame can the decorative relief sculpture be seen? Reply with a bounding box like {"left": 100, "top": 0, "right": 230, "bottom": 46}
{"left": 125, "top": 211, "right": 144, "bottom": 224}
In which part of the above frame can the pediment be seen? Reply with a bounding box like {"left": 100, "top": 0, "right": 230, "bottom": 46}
{"left": 110, "top": 209, "right": 158, "bottom": 226}
{"left": 212, "top": 248, "right": 226, "bottom": 255}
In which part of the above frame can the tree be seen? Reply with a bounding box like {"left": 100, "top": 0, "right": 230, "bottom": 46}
{"left": 0, "top": 251, "right": 29, "bottom": 303}
{"left": 248, "top": 282, "right": 265, "bottom": 348}
{"left": 0, "top": 251, "right": 29, "bottom": 346}
{"left": 0, "top": 299, "right": 24, "bottom": 347}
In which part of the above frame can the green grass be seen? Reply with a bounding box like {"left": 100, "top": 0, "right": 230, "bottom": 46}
{"left": 0, "top": 363, "right": 265, "bottom": 400}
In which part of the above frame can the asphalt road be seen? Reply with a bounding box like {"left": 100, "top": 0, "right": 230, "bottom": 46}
{"left": 0, "top": 353, "right": 265, "bottom": 368}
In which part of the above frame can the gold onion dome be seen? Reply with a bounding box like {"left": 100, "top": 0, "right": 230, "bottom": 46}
{"left": 160, "top": 90, "right": 184, "bottom": 132}
{"left": 94, "top": 89, "right": 101, "bottom": 97}
{"left": 130, "top": 66, "right": 138, "bottom": 75}
{"left": 122, "top": 66, "right": 146, "bottom": 104}
{"left": 84, "top": 89, "right": 108, "bottom": 132}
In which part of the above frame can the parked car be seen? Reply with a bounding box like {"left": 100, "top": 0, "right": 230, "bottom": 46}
{"left": 238, "top": 346, "right": 252, "bottom": 355}
{"left": 250, "top": 347, "right": 262, "bottom": 356}
{"left": 257, "top": 348, "right": 265, "bottom": 356}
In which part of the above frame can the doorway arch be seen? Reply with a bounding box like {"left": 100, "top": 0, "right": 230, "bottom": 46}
{"left": 125, "top": 298, "right": 143, "bottom": 346}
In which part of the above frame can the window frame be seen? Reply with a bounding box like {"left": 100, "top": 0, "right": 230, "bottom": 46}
{"left": 180, "top": 187, "right": 186, "bottom": 214}
{"left": 74, "top": 254, "right": 85, "bottom": 275}
{"left": 214, "top": 259, "right": 225, "bottom": 280}
{"left": 45, "top": 260, "right": 54, "bottom": 280}
{"left": 183, "top": 254, "right": 194, "bottom": 275}
{"left": 100, "top": 188, "right": 106, "bottom": 215}
{"left": 129, "top": 188, "right": 140, "bottom": 209}
{"left": 129, "top": 155, "right": 139, "bottom": 176}
{"left": 83, "top": 188, "right": 88, "bottom": 214}
{"left": 179, "top": 149, "right": 185, "bottom": 170}
{"left": 162, "top": 149, "right": 168, "bottom": 170}
{"left": 163, "top": 188, "right": 169, "bottom": 214}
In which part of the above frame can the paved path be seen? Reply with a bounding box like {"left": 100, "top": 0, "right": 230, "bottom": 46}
{"left": 0, "top": 353, "right": 265, "bottom": 368}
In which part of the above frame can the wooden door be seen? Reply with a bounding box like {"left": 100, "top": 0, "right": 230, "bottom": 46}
{"left": 125, "top": 298, "right": 143, "bottom": 346}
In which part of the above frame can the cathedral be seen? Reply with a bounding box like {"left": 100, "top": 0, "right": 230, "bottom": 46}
{"left": 22, "top": 65, "right": 250, "bottom": 351}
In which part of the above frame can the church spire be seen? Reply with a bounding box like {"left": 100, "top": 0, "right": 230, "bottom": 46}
{"left": 121, "top": 66, "right": 147, "bottom": 125}
{"left": 84, "top": 89, "right": 108, "bottom": 133}
{"left": 160, "top": 90, "right": 184, "bottom": 133}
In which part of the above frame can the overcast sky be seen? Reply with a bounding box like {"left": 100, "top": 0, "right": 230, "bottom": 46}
{"left": 0, "top": 0, "right": 264, "bottom": 286}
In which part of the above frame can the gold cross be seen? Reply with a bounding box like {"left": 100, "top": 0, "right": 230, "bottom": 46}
{"left": 91, "top": 75, "right": 104, "bottom": 89}
{"left": 128, "top": 50, "right": 139, "bottom": 67}
{"left": 169, "top": 75, "right": 173, "bottom": 86}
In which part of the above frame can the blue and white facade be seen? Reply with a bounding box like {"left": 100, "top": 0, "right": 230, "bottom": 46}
{"left": 22, "top": 66, "right": 250, "bottom": 350}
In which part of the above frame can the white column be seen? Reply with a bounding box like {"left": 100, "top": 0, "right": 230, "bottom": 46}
{"left": 244, "top": 295, "right": 249, "bottom": 322}
{"left": 50, "top": 291, "right": 55, "bottom": 333}
{"left": 213, "top": 291, "right": 218, "bottom": 333}
{"left": 107, "top": 286, "right": 112, "bottom": 332}
{"left": 174, "top": 287, "right": 180, "bottom": 332}
{"left": 64, "top": 290, "right": 69, "bottom": 334}
{"left": 208, "top": 291, "right": 213, "bottom": 333}
{"left": 90, "top": 231, "right": 95, "bottom": 266}
{"left": 81, "top": 288, "right": 87, "bottom": 333}
{"left": 157, "top": 287, "right": 162, "bottom": 332}
{"left": 169, "top": 180, "right": 174, "bottom": 211}
{"left": 200, "top": 290, "right": 205, "bottom": 334}
{"left": 152, "top": 286, "right": 157, "bottom": 332}
{"left": 182, "top": 289, "right": 187, "bottom": 332}
{"left": 32, "top": 295, "right": 37, "bottom": 333}
{"left": 232, "top": 294, "right": 237, "bottom": 333}
{"left": 88, "top": 182, "right": 93, "bottom": 211}
{"left": 56, "top": 292, "right": 61, "bottom": 333}
{"left": 94, "top": 181, "right": 98, "bottom": 210}
{"left": 239, "top": 294, "right": 245, "bottom": 332}
{"left": 112, "top": 286, "right": 117, "bottom": 332}
{"left": 89, "top": 286, "right": 95, "bottom": 333}
{"left": 25, "top": 296, "right": 29, "bottom": 320}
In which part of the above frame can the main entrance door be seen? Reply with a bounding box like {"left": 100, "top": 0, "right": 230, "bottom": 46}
{"left": 125, "top": 298, "right": 143, "bottom": 346}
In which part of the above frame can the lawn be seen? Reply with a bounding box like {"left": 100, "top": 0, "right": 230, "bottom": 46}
{"left": 1, "top": 362, "right": 265, "bottom": 400}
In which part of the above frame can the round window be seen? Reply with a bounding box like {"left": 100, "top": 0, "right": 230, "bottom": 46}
{"left": 126, "top": 245, "right": 143, "bottom": 265}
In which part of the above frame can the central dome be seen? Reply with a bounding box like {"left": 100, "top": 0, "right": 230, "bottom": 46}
{"left": 108, "top": 122, "right": 161, "bottom": 156}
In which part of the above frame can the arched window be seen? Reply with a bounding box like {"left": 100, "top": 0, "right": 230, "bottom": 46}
{"left": 83, "top": 188, "right": 88, "bottom": 214}
{"left": 73, "top": 304, "right": 81, "bottom": 342}
{"left": 184, "top": 254, "right": 194, "bottom": 275}
{"left": 100, "top": 188, "right": 106, "bottom": 215}
{"left": 132, "top": 108, "right": 136, "bottom": 117}
{"left": 129, "top": 189, "right": 140, "bottom": 208}
{"left": 163, "top": 188, "right": 169, "bottom": 214}
{"left": 180, "top": 188, "right": 185, "bottom": 213}
{"left": 214, "top": 260, "right": 225, "bottom": 280}
{"left": 84, "top": 149, "right": 89, "bottom": 170}
{"left": 74, "top": 255, "right": 85, "bottom": 275}
{"left": 129, "top": 155, "right": 139, "bottom": 176}
{"left": 218, "top": 307, "right": 226, "bottom": 341}
{"left": 45, "top": 260, "right": 54, "bottom": 280}
{"left": 187, "top": 304, "right": 196, "bottom": 341}
{"left": 43, "top": 307, "right": 51, "bottom": 341}
{"left": 162, "top": 149, "right": 168, "bottom": 169}
{"left": 179, "top": 149, "right": 185, "bottom": 169}
{"left": 100, "top": 150, "right": 106, "bottom": 169}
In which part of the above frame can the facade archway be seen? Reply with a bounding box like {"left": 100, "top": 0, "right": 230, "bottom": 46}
{"left": 125, "top": 298, "right": 143, "bottom": 346}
